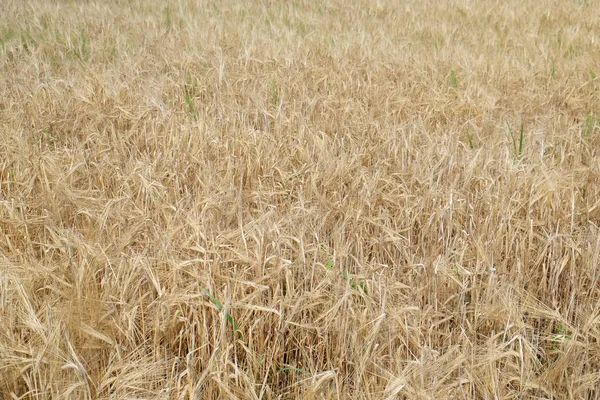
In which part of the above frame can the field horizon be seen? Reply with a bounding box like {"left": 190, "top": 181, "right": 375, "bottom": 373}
{"left": 1, "top": 0, "right": 600, "bottom": 398}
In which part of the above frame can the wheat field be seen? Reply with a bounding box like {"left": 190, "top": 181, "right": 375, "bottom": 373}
{"left": 1, "top": 0, "right": 600, "bottom": 398}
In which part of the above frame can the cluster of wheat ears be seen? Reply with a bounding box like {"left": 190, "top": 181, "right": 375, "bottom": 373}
{"left": 1, "top": 0, "right": 600, "bottom": 399}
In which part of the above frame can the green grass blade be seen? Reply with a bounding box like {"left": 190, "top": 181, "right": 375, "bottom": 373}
{"left": 518, "top": 122, "right": 524, "bottom": 156}
{"left": 201, "top": 287, "right": 244, "bottom": 339}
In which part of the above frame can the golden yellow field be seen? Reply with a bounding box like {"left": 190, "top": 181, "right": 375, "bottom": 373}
{"left": 1, "top": 0, "right": 600, "bottom": 398}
